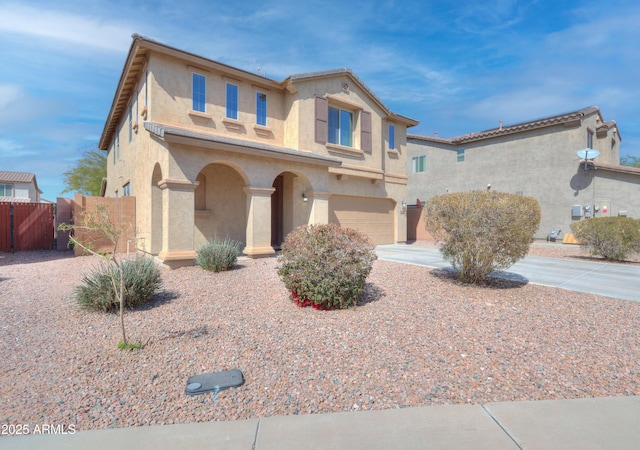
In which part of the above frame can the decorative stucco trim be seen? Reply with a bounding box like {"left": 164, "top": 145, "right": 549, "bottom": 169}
{"left": 157, "top": 178, "right": 199, "bottom": 191}
{"left": 304, "top": 191, "right": 330, "bottom": 200}
{"left": 328, "top": 164, "right": 384, "bottom": 180}
{"left": 384, "top": 173, "right": 408, "bottom": 185}
{"left": 243, "top": 186, "right": 276, "bottom": 196}
{"left": 158, "top": 250, "right": 197, "bottom": 261}
{"left": 144, "top": 121, "right": 342, "bottom": 168}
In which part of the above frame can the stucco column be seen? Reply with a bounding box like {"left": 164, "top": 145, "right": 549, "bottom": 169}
{"left": 305, "top": 191, "right": 330, "bottom": 225}
{"left": 243, "top": 186, "right": 276, "bottom": 258}
{"left": 157, "top": 178, "right": 198, "bottom": 267}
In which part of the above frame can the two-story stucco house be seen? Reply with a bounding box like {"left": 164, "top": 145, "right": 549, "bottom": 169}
{"left": 0, "top": 171, "right": 43, "bottom": 203}
{"left": 99, "top": 35, "right": 417, "bottom": 267}
{"left": 407, "top": 106, "right": 640, "bottom": 241}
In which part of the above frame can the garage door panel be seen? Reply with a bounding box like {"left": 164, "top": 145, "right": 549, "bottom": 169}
{"left": 329, "top": 196, "right": 394, "bottom": 245}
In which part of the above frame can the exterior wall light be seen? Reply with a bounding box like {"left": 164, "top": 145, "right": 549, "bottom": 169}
{"left": 302, "top": 193, "right": 308, "bottom": 202}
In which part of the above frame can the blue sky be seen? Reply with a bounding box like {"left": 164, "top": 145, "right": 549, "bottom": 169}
{"left": 1, "top": 0, "right": 639, "bottom": 200}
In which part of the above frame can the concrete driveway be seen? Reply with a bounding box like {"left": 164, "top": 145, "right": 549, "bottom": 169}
{"left": 375, "top": 244, "right": 640, "bottom": 303}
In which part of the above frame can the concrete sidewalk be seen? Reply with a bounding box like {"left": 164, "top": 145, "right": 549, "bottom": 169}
{"left": 375, "top": 244, "right": 640, "bottom": 302}
{"left": 3, "top": 396, "right": 639, "bottom": 449}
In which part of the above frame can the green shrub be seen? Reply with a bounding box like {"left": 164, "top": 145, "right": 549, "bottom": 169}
{"left": 196, "top": 237, "right": 242, "bottom": 272}
{"left": 75, "top": 257, "right": 162, "bottom": 312}
{"left": 277, "top": 224, "right": 377, "bottom": 310}
{"left": 424, "top": 191, "right": 541, "bottom": 283}
{"left": 570, "top": 217, "right": 640, "bottom": 261}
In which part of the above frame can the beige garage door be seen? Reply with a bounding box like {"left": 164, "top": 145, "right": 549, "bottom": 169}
{"left": 329, "top": 195, "right": 395, "bottom": 245}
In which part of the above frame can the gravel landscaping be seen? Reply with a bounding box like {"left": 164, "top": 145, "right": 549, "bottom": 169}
{"left": 1, "top": 243, "right": 638, "bottom": 432}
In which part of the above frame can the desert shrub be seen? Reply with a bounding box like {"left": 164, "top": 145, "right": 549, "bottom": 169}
{"left": 570, "top": 217, "right": 640, "bottom": 261}
{"left": 277, "top": 224, "right": 377, "bottom": 310}
{"left": 424, "top": 190, "right": 541, "bottom": 283}
{"left": 75, "top": 257, "right": 162, "bottom": 312}
{"left": 196, "top": 237, "right": 242, "bottom": 272}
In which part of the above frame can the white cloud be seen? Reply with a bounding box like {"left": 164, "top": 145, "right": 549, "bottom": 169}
{"left": 0, "top": 83, "right": 24, "bottom": 108}
{"left": 0, "top": 4, "right": 133, "bottom": 52}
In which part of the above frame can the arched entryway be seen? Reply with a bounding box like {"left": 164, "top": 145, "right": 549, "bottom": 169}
{"left": 194, "top": 162, "right": 247, "bottom": 249}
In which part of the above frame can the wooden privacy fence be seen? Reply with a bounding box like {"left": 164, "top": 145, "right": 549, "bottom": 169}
{"left": 0, "top": 202, "right": 55, "bottom": 252}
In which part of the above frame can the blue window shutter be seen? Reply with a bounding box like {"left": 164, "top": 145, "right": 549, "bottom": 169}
{"left": 361, "top": 111, "right": 372, "bottom": 153}
{"left": 315, "top": 96, "right": 328, "bottom": 143}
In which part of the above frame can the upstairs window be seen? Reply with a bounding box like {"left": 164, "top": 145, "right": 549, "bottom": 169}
{"left": 0, "top": 183, "right": 12, "bottom": 196}
{"left": 587, "top": 129, "right": 594, "bottom": 149}
{"left": 457, "top": 148, "right": 465, "bottom": 162}
{"left": 328, "top": 106, "right": 353, "bottom": 147}
{"left": 389, "top": 124, "right": 396, "bottom": 150}
{"left": 256, "top": 92, "right": 267, "bottom": 126}
{"left": 123, "top": 183, "right": 130, "bottom": 196}
{"left": 192, "top": 73, "right": 206, "bottom": 112}
{"left": 412, "top": 155, "right": 426, "bottom": 173}
{"left": 226, "top": 83, "right": 239, "bottom": 119}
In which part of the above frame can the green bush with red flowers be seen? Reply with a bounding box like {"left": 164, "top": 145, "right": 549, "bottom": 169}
{"left": 277, "top": 224, "right": 377, "bottom": 310}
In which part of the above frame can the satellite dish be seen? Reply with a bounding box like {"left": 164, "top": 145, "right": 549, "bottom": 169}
{"left": 577, "top": 148, "right": 600, "bottom": 160}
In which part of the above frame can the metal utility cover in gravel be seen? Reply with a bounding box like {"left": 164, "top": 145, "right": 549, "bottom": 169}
{"left": 185, "top": 369, "right": 244, "bottom": 395}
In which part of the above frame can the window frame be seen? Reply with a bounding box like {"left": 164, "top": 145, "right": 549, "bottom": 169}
{"left": 0, "top": 183, "right": 13, "bottom": 196}
{"left": 256, "top": 92, "right": 267, "bottom": 126}
{"left": 412, "top": 155, "right": 426, "bottom": 173}
{"left": 226, "top": 83, "right": 239, "bottom": 120}
{"left": 192, "top": 72, "right": 206, "bottom": 113}
{"left": 328, "top": 106, "right": 353, "bottom": 147}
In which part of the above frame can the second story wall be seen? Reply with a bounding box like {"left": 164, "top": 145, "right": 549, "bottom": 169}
{"left": 148, "top": 53, "right": 286, "bottom": 147}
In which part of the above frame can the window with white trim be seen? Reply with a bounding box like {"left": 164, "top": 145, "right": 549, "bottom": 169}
{"left": 412, "top": 155, "right": 426, "bottom": 173}
{"left": 328, "top": 106, "right": 353, "bottom": 147}
{"left": 0, "top": 183, "right": 13, "bottom": 196}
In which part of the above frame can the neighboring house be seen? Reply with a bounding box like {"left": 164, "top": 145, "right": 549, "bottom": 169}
{"left": 0, "top": 171, "right": 43, "bottom": 203}
{"left": 99, "top": 35, "right": 417, "bottom": 267}
{"left": 407, "top": 106, "right": 640, "bottom": 240}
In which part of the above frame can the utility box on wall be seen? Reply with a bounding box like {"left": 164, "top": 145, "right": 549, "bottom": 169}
{"left": 571, "top": 205, "right": 582, "bottom": 218}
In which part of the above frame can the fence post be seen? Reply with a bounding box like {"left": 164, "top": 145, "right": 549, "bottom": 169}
{"left": 9, "top": 202, "right": 14, "bottom": 253}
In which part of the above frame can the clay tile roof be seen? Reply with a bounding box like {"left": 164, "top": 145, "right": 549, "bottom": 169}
{"left": 0, "top": 196, "right": 31, "bottom": 203}
{"left": 409, "top": 106, "right": 602, "bottom": 144}
{"left": 0, "top": 171, "right": 35, "bottom": 183}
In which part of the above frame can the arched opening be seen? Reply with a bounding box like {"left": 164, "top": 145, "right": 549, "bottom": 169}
{"left": 194, "top": 163, "right": 247, "bottom": 248}
{"left": 151, "top": 163, "right": 163, "bottom": 254}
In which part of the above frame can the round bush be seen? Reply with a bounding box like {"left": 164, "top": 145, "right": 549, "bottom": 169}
{"left": 196, "top": 237, "right": 242, "bottom": 272}
{"left": 570, "top": 217, "right": 640, "bottom": 261}
{"left": 277, "top": 224, "right": 377, "bottom": 310}
{"left": 75, "top": 257, "right": 162, "bottom": 312}
{"left": 424, "top": 190, "right": 541, "bottom": 283}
